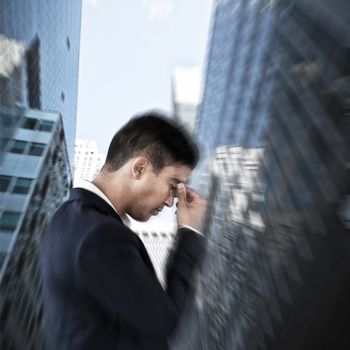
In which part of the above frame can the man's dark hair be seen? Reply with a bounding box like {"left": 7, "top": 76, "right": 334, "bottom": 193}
{"left": 102, "top": 111, "right": 199, "bottom": 173}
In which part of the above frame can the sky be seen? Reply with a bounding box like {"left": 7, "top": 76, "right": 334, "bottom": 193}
{"left": 76, "top": 0, "right": 214, "bottom": 156}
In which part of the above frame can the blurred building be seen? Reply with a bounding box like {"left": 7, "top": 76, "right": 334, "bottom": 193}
{"left": 129, "top": 221, "right": 177, "bottom": 287}
{"left": 0, "top": 0, "right": 82, "bottom": 163}
{"left": 171, "top": 66, "right": 202, "bottom": 133}
{"left": 73, "top": 139, "right": 105, "bottom": 186}
{"left": 0, "top": 35, "right": 28, "bottom": 163}
{"left": 172, "top": 0, "right": 350, "bottom": 349}
{"left": 0, "top": 107, "right": 71, "bottom": 349}
{"left": 0, "top": 1, "right": 82, "bottom": 348}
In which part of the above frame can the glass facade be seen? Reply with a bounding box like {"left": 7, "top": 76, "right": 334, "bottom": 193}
{"left": 0, "top": 107, "right": 72, "bottom": 349}
{"left": 0, "top": 0, "right": 82, "bottom": 164}
{"left": 0, "top": 2, "right": 81, "bottom": 348}
{"left": 172, "top": 0, "right": 350, "bottom": 349}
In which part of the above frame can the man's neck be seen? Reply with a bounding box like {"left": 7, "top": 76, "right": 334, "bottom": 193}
{"left": 92, "top": 173, "right": 127, "bottom": 216}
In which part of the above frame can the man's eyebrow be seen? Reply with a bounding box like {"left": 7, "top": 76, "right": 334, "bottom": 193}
{"left": 171, "top": 177, "right": 186, "bottom": 184}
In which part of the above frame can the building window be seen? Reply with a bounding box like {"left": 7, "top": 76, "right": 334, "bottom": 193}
{"left": 0, "top": 211, "right": 21, "bottom": 231}
{"left": 39, "top": 120, "right": 54, "bottom": 132}
{"left": 10, "top": 140, "right": 28, "bottom": 154}
{"left": 22, "top": 117, "right": 38, "bottom": 130}
{"left": 0, "top": 176, "right": 12, "bottom": 192}
{"left": 28, "top": 142, "right": 45, "bottom": 156}
{"left": 12, "top": 178, "right": 33, "bottom": 194}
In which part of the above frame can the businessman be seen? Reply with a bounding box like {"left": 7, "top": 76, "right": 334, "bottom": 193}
{"left": 40, "top": 112, "right": 207, "bottom": 349}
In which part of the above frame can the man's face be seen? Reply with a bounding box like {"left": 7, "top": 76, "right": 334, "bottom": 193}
{"left": 128, "top": 163, "right": 191, "bottom": 221}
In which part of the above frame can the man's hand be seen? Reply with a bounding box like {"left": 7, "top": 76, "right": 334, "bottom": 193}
{"left": 176, "top": 183, "right": 207, "bottom": 232}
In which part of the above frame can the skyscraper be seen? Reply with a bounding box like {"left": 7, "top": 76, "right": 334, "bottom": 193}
{"left": 0, "top": 107, "right": 71, "bottom": 349}
{"left": 173, "top": 0, "right": 350, "bottom": 349}
{"left": 0, "top": 0, "right": 82, "bottom": 163}
{"left": 171, "top": 66, "right": 202, "bottom": 133}
{"left": 0, "top": 1, "right": 82, "bottom": 348}
{"left": 73, "top": 139, "right": 105, "bottom": 186}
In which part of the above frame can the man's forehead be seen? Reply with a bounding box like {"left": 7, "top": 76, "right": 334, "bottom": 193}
{"left": 164, "top": 164, "right": 191, "bottom": 182}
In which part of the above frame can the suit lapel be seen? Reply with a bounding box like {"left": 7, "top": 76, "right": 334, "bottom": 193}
{"left": 70, "top": 188, "right": 157, "bottom": 275}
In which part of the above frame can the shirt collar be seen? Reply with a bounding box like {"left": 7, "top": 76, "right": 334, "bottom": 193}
{"left": 74, "top": 179, "right": 129, "bottom": 224}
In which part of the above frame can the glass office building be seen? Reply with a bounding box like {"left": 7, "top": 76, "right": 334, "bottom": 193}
{"left": 0, "top": 1, "right": 82, "bottom": 348}
{"left": 0, "top": 0, "right": 82, "bottom": 164}
{"left": 0, "top": 107, "right": 71, "bottom": 349}
{"left": 171, "top": 66, "right": 203, "bottom": 134}
{"left": 172, "top": 0, "right": 350, "bottom": 349}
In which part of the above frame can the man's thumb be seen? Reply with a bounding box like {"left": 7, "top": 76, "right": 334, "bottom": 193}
{"left": 177, "top": 183, "right": 186, "bottom": 204}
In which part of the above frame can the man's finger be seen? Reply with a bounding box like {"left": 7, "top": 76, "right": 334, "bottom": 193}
{"left": 176, "top": 183, "right": 187, "bottom": 205}
{"left": 185, "top": 187, "right": 201, "bottom": 202}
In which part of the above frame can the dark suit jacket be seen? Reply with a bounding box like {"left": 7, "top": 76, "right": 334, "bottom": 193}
{"left": 39, "top": 188, "right": 205, "bottom": 350}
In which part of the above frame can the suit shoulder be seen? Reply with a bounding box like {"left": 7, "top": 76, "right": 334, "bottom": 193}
{"left": 45, "top": 197, "right": 140, "bottom": 249}
{"left": 85, "top": 217, "right": 139, "bottom": 245}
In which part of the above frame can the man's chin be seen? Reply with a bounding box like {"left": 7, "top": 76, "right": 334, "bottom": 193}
{"left": 129, "top": 213, "right": 152, "bottom": 222}
{"left": 138, "top": 217, "right": 151, "bottom": 222}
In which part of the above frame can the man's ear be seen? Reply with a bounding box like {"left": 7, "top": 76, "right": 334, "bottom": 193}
{"left": 131, "top": 156, "right": 148, "bottom": 179}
